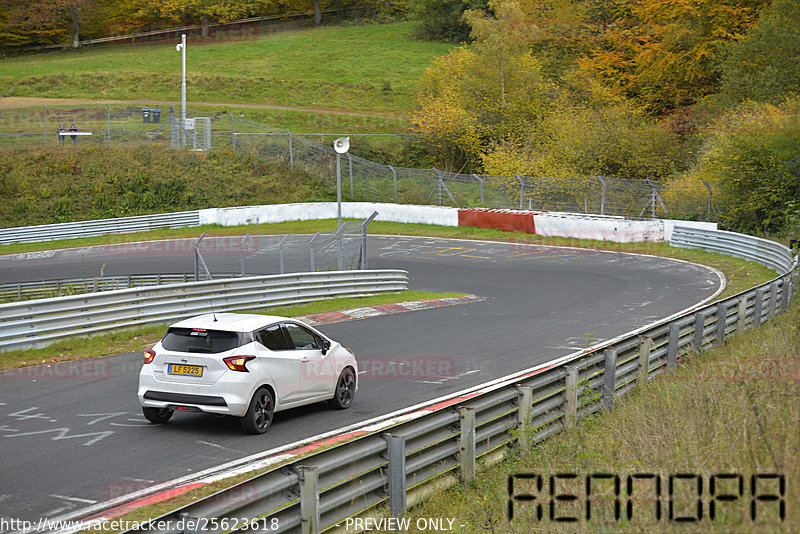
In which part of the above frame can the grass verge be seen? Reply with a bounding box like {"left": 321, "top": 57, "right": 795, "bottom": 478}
{"left": 404, "top": 299, "right": 800, "bottom": 533}
{"left": 0, "top": 290, "right": 465, "bottom": 370}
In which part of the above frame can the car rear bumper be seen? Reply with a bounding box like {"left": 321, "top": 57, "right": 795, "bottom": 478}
{"left": 138, "top": 368, "right": 252, "bottom": 416}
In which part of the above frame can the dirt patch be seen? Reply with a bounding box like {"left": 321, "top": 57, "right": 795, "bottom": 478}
{"left": 0, "top": 96, "right": 404, "bottom": 120}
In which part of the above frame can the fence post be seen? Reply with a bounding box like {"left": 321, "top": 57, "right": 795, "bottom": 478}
{"left": 107, "top": 104, "right": 111, "bottom": 144}
{"left": 667, "top": 323, "right": 680, "bottom": 371}
{"left": 389, "top": 165, "right": 398, "bottom": 203}
{"left": 459, "top": 407, "right": 476, "bottom": 484}
{"left": 361, "top": 211, "right": 379, "bottom": 270}
{"left": 693, "top": 312, "right": 707, "bottom": 352}
{"left": 737, "top": 295, "right": 748, "bottom": 333}
{"left": 638, "top": 337, "right": 653, "bottom": 387}
{"left": 716, "top": 303, "right": 729, "bottom": 345}
{"left": 703, "top": 180, "right": 713, "bottom": 219}
{"left": 517, "top": 385, "right": 533, "bottom": 451}
{"left": 473, "top": 174, "right": 484, "bottom": 205}
{"left": 309, "top": 232, "right": 320, "bottom": 272}
{"left": 43, "top": 104, "right": 47, "bottom": 146}
{"left": 299, "top": 466, "right": 320, "bottom": 534}
{"left": 384, "top": 433, "right": 406, "bottom": 518}
{"left": 286, "top": 129, "right": 294, "bottom": 170}
{"left": 564, "top": 366, "right": 579, "bottom": 429}
{"left": 768, "top": 283, "right": 778, "bottom": 319}
{"left": 596, "top": 176, "right": 607, "bottom": 215}
{"left": 603, "top": 349, "right": 617, "bottom": 411}
{"left": 515, "top": 175, "right": 524, "bottom": 209}
{"left": 348, "top": 153, "right": 354, "bottom": 199}
{"left": 279, "top": 234, "right": 290, "bottom": 274}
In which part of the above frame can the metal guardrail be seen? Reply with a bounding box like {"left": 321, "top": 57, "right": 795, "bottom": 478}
{"left": 107, "top": 229, "right": 796, "bottom": 534}
{"left": 0, "top": 270, "right": 408, "bottom": 351}
{"left": 671, "top": 226, "right": 794, "bottom": 274}
{"left": 0, "top": 211, "right": 200, "bottom": 245}
{"left": 0, "top": 273, "right": 241, "bottom": 301}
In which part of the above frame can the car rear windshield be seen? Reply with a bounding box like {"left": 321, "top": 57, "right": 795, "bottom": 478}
{"left": 161, "top": 328, "right": 242, "bottom": 353}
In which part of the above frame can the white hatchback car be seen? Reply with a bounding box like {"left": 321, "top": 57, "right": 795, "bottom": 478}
{"left": 138, "top": 313, "right": 358, "bottom": 434}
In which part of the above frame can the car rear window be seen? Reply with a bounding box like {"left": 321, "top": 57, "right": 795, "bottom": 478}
{"left": 161, "top": 328, "right": 242, "bottom": 353}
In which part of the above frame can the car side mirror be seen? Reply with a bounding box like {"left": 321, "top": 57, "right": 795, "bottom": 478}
{"left": 321, "top": 339, "right": 331, "bottom": 355}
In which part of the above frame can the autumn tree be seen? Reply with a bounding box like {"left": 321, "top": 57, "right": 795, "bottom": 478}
{"left": 717, "top": 0, "right": 800, "bottom": 106}
{"left": 0, "top": 0, "right": 100, "bottom": 46}
{"left": 577, "top": 0, "right": 767, "bottom": 114}
{"left": 410, "top": 0, "right": 549, "bottom": 172}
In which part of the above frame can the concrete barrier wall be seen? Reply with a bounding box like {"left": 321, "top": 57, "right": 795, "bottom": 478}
{"left": 200, "top": 203, "right": 460, "bottom": 228}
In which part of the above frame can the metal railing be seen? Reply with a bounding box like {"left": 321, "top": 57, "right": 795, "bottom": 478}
{"left": 113, "top": 228, "right": 796, "bottom": 534}
{"left": 0, "top": 270, "right": 408, "bottom": 351}
{"left": 0, "top": 273, "right": 237, "bottom": 302}
{"left": 0, "top": 211, "right": 199, "bottom": 245}
{"left": 671, "top": 226, "right": 795, "bottom": 274}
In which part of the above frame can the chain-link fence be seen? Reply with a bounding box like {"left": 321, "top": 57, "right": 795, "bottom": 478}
{"left": 193, "top": 215, "right": 378, "bottom": 280}
{"left": 0, "top": 105, "right": 714, "bottom": 220}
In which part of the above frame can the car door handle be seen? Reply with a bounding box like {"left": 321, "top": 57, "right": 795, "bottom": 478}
{"left": 300, "top": 357, "right": 310, "bottom": 363}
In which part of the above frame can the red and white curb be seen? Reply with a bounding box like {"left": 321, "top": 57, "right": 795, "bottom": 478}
{"left": 296, "top": 295, "right": 486, "bottom": 326}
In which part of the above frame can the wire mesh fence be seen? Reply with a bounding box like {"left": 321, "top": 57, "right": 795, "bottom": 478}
{"left": 0, "top": 105, "right": 714, "bottom": 220}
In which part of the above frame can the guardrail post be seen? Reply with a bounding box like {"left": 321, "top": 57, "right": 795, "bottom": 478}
{"left": 716, "top": 303, "right": 729, "bottom": 345}
{"left": 768, "top": 283, "right": 778, "bottom": 319}
{"left": 638, "top": 337, "right": 653, "bottom": 387}
{"left": 737, "top": 295, "right": 748, "bottom": 333}
{"left": 603, "top": 349, "right": 617, "bottom": 411}
{"left": 693, "top": 312, "right": 707, "bottom": 352}
{"left": 667, "top": 323, "right": 680, "bottom": 371}
{"left": 564, "top": 366, "right": 579, "bottom": 429}
{"left": 517, "top": 385, "right": 533, "bottom": 451}
{"left": 753, "top": 289, "right": 765, "bottom": 327}
{"left": 781, "top": 277, "right": 791, "bottom": 312}
{"left": 459, "top": 407, "right": 476, "bottom": 484}
{"left": 299, "top": 466, "right": 320, "bottom": 534}
{"left": 384, "top": 433, "right": 406, "bottom": 517}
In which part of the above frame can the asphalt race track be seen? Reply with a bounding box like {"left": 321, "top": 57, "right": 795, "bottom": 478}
{"left": 0, "top": 236, "right": 723, "bottom": 524}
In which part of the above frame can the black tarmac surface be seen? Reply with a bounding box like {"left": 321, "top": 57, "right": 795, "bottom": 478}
{"left": 0, "top": 236, "right": 722, "bottom": 524}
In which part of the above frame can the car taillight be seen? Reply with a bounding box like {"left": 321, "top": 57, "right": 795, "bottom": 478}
{"left": 144, "top": 348, "right": 156, "bottom": 364}
{"left": 224, "top": 355, "right": 255, "bottom": 372}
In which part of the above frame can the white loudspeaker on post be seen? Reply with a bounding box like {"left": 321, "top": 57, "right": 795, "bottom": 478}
{"left": 333, "top": 136, "right": 350, "bottom": 154}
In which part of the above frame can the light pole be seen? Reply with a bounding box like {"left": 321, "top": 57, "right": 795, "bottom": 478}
{"left": 333, "top": 137, "right": 350, "bottom": 270}
{"left": 176, "top": 34, "right": 186, "bottom": 148}
{"left": 333, "top": 137, "right": 350, "bottom": 228}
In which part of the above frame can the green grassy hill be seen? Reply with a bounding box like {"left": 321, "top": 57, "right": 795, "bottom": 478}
{"left": 0, "top": 145, "right": 329, "bottom": 227}
{"left": 0, "top": 21, "right": 453, "bottom": 116}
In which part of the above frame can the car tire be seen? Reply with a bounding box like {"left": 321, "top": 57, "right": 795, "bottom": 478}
{"left": 142, "top": 406, "right": 173, "bottom": 424}
{"left": 241, "top": 387, "right": 274, "bottom": 434}
{"left": 329, "top": 367, "right": 356, "bottom": 410}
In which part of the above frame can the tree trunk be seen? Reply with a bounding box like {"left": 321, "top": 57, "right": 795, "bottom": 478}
{"left": 70, "top": 6, "right": 79, "bottom": 48}
{"left": 336, "top": 0, "right": 344, "bottom": 17}
{"left": 313, "top": 0, "right": 322, "bottom": 25}
{"left": 202, "top": 14, "right": 209, "bottom": 38}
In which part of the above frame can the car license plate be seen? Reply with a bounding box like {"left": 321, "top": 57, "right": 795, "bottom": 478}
{"left": 168, "top": 364, "right": 203, "bottom": 376}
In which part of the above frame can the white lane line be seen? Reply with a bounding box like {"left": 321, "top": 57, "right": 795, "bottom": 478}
{"left": 49, "top": 494, "right": 97, "bottom": 504}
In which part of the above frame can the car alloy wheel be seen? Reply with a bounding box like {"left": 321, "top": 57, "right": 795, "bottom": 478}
{"left": 241, "top": 387, "right": 274, "bottom": 434}
{"left": 329, "top": 368, "right": 356, "bottom": 410}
